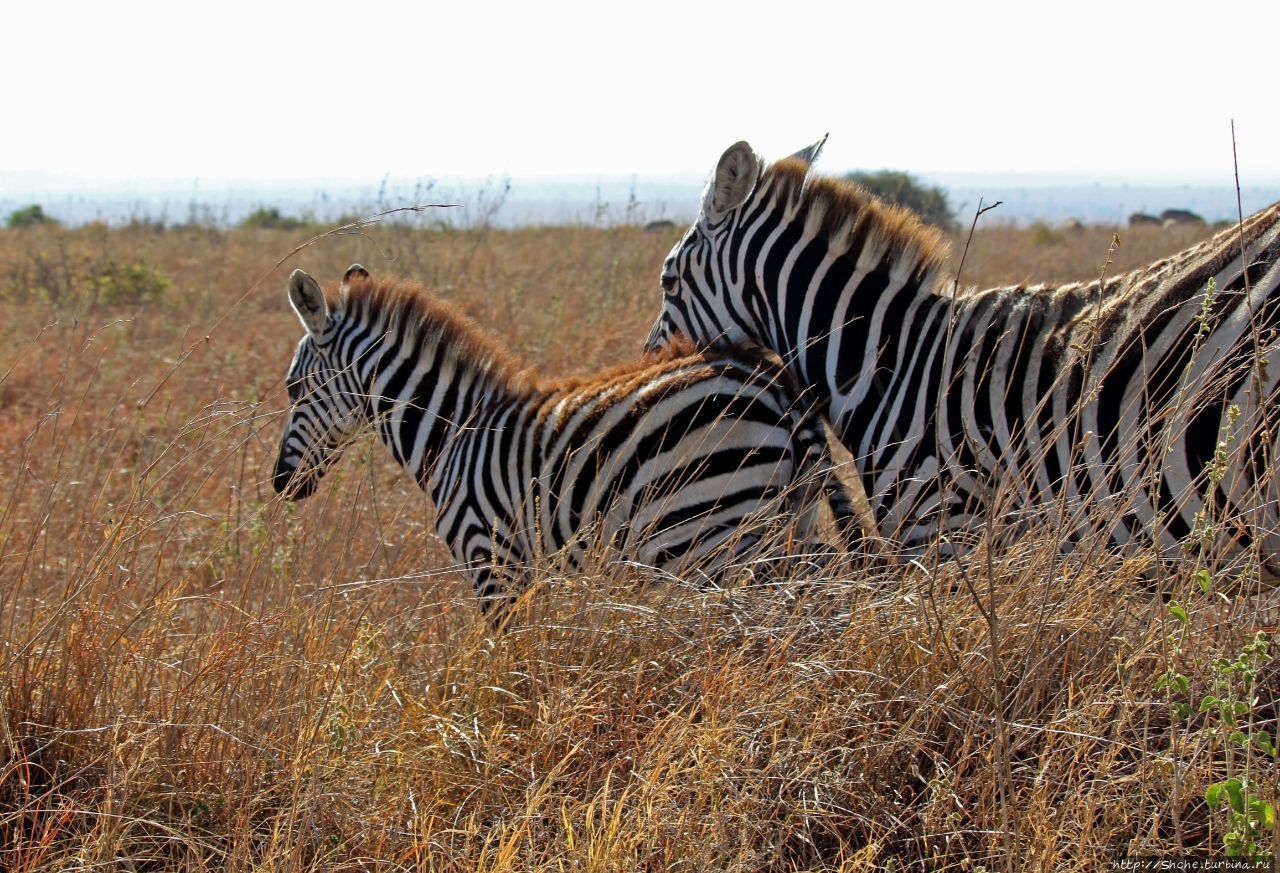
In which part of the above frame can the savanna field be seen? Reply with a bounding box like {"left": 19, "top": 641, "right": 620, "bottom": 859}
{"left": 3, "top": 214, "right": 1279, "bottom": 870}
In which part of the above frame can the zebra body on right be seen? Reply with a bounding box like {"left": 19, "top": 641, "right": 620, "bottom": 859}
{"left": 647, "top": 137, "right": 1280, "bottom": 571}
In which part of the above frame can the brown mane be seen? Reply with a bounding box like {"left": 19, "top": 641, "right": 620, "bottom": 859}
{"left": 331, "top": 275, "right": 749, "bottom": 398}
{"left": 333, "top": 274, "right": 532, "bottom": 393}
{"left": 765, "top": 158, "right": 950, "bottom": 279}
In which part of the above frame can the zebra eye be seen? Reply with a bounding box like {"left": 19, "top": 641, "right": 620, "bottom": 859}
{"left": 661, "top": 272, "right": 677, "bottom": 293}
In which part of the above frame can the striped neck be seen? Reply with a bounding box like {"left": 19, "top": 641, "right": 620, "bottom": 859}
{"left": 333, "top": 278, "right": 527, "bottom": 484}
{"left": 731, "top": 161, "right": 950, "bottom": 426}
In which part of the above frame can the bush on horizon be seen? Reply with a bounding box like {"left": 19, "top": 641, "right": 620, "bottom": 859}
{"left": 238, "top": 206, "right": 306, "bottom": 231}
{"left": 6, "top": 204, "right": 60, "bottom": 229}
{"left": 844, "top": 169, "right": 956, "bottom": 231}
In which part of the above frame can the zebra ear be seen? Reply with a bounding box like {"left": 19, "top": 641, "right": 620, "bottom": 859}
{"left": 288, "top": 269, "right": 329, "bottom": 336}
{"left": 788, "top": 134, "right": 828, "bottom": 168}
{"left": 704, "top": 141, "right": 761, "bottom": 221}
{"left": 341, "top": 263, "right": 370, "bottom": 291}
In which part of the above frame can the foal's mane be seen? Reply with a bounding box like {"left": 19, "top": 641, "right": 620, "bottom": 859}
{"left": 334, "top": 275, "right": 725, "bottom": 396}
{"left": 335, "top": 275, "right": 533, "bottom": 390}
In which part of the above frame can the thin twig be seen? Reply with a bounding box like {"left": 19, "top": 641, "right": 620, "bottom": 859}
{"left": 932, "top": 198, "right": 1001, "bottom": 561}
{"left": 1232, "top": 120, "right": 1250, "bottom": 297}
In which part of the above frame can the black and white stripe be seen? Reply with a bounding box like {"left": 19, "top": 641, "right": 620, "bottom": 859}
{"left": 647, "top": 138, "right": 1280, "bottom": 568}
{"left": 274, "top": 266, "right": 855, "bottom": 617}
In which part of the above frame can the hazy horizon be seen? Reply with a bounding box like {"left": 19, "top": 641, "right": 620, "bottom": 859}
{"left": 5, "top": 168, "right": 1279, "bottom": 230}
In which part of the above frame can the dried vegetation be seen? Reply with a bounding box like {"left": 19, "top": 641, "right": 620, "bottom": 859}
{"left": 0, "top": 216, "right": 1276, "bottom": 870}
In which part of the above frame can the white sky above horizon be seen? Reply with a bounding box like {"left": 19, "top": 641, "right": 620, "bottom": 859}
{"left": 9, "top": 1, "right": 1280, "bottom": 185}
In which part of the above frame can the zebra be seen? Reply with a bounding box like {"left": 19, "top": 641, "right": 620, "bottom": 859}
{"left": 645, "top": 137, "right": 1280, "bottom": 572}
{"left": 274, "top": 265, "right": 855, "bottom": 620}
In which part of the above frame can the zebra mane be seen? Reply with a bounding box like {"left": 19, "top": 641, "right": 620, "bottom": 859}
{"left": 332, "top": 274, "right": 726, "bottom": 396}
{"left": 533, "top": 334, "right": 794, "bottom": 401}
{"left": 334, "top": 274, "right": 534, "bottom": 394}
{"left": 764, "top": 158, "right": 950, "bottom": 284}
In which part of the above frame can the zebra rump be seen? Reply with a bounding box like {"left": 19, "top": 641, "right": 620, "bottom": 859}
{"left": 274, "top": 265, "right": 856, "bottom": 618}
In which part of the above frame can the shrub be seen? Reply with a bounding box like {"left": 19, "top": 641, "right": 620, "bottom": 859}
{"left": 5, "top": 251, "right": 171, "bottom": 308}
{"left": 843, "top": 169, "right": 955, "bottom": 231}
{"left": 6, "top": 204, "right": 59, "bottom": 229}
{"left": 87, "top": 261, "right": 171, "bottom": 306}
{"left": 1028, "top": 221, "right": 1063, "bottom": 246}
{"left": 238, "top": 207, "right": 305, "bottom": 231}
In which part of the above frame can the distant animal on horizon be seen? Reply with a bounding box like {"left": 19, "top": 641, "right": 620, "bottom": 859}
{"left": 1128, "top": 212, "right": 1161, "bottom": 227}
{"left": 646, "top": 136, "right": 1280, "bottom": 574}
{"left": 273, "top": 266, "right": 855, "bottom": 623}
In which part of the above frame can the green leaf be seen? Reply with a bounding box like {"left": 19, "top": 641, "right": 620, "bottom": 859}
{"left": 1199, "top": 695, "right": 1219, "bottom": 712}
{"left": 1196, "top": 568, "right": 1212, "bottom": 592}
{"left": 1206, "top": 782, "right": 1225, "bottom": 807}
{"left": 1225, "top": 778, "right": 1246, "bottom": 815}
{"left": 1168, "top": 602, "right": 1189, "bottom": 625}
{"left": 1173, "top": 674, "right": 1189, "bottom": 694}
{"left": 1230, "top": 730, "right": 1251, "bottom": 749}
{"left": 1253, "top": 729, "right": 1276, "bottom": 757}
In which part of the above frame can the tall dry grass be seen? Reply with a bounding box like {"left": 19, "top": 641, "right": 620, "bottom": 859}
{"left": 0, "top": 217, "right": 1277, "bottom": 870}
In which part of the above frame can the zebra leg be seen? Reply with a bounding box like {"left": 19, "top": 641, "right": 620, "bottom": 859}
{"left": 789, "top": 407, "right": 866, "bottom": 553}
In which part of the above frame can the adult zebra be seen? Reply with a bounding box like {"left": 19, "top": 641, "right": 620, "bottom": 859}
{"left": 274, "top": 265, "right": 854, "bottom": 620}
{"left": 646, "top": 138, "right": 1280, "bottom": 571}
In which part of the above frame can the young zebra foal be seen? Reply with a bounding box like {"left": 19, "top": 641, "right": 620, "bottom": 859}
{"left": 273, "top": 266, "right": 853, "bottom": 620}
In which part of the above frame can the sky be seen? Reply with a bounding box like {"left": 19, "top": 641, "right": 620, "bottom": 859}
{"left": 7, "top": 1, "right": 1280, "bottom": 185}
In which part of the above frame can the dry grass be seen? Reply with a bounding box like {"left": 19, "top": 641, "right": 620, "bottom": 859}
{"left": 954, "top": 221, "right": 1216, "bottom": 288}
{"left": 1, "top": 217, "right": 1277, "bottom": 870}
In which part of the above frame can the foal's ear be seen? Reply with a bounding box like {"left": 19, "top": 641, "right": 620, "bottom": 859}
{"left": 288, "top": 269, "right": 329, "bottom": 336}
{"left": 703, "top": 140, "right": 761, "bottom": 222}
{"left": 341, "top": 263, "right": 370, "bottom": 291}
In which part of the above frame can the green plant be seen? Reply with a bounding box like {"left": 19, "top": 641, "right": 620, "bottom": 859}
{"left": 1156, "top": 565, "right": 1276, "bottom": 860}
{"left": 843, "top": 169, "right": 955, "bottom": 231}
{"left": 1202, "top": 632, "right": 1276, "bottom": 859}
{"left": 86, "top": 260, "right": 171, "bottom": 306}
{"left": 1155, "top": 594, "right": 1279, "bottom": 860}
{"left": 6, "top": 204, "right": 59, "bottom": 229}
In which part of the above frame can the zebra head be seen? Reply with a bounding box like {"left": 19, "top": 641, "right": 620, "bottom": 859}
{"left": 273, "top": 265, "right": 372, "bottom": 499}
{"left": 645, "top": 136, "right": 827, "bottom": 354}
